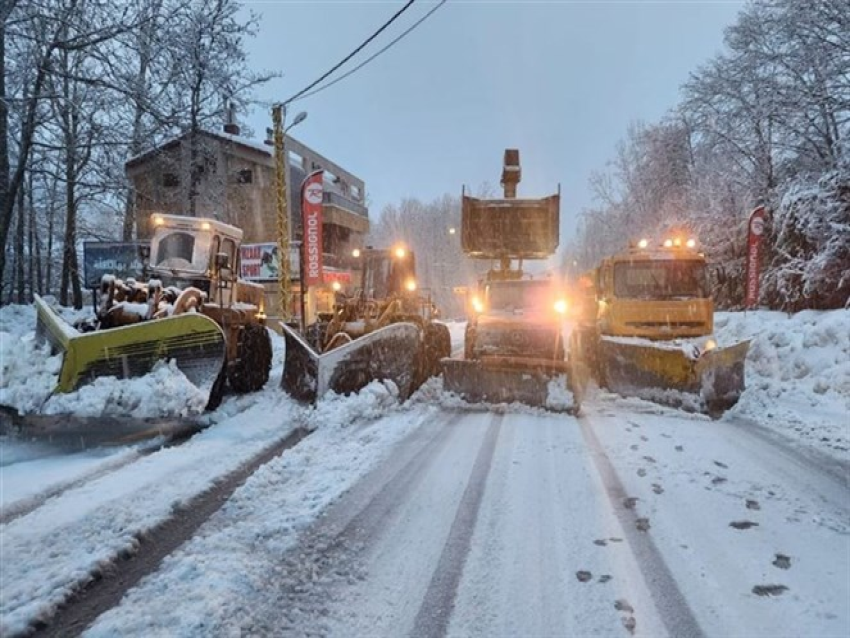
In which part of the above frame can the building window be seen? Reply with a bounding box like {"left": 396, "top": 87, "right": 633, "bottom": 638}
{"left": 163, "top": 172, "right": 179, "bottom": 188}
{"left": 235, "top": 169, "right": 253, "bottom": 184}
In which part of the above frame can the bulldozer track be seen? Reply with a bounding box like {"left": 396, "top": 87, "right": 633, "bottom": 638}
{"left": 577, "top": 413, "right": 706, "bottom": 638}
{"left": 30, "top": 427, "right": 311, "bottom": 638}
{"left": 0, "top": 422, "right": 207, "bottom": 526}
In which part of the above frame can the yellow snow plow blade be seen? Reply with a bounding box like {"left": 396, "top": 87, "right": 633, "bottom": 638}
{"left": 598, "top": 337, "right": 750, "bottom": 415}
{"left": 34, "top": 295, "right": 226, "bottom": 407}
{"left": 441, "top": 356, "right": 582, "bottom": 414}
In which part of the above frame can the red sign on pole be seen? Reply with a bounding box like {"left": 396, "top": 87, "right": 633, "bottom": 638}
{"left": 301, "top": 170, "right": 324, "bottom": 287}
{"left": 745, "top": 206, "right": 766, "bottom": 309}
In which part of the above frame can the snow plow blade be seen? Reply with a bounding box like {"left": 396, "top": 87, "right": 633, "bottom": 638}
{"left": 599, "top": 338, "right": 750, "bottom": 415}
{"left": 441, "top": 357, "right": 581, "bottom": 413}
{"left": 34, "top": 295, "right": 226, "bottom": 408}
{"left": 281, "top": 322, "right": 424, "bottom": 403}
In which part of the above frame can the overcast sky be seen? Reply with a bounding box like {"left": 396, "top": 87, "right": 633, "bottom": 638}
{"left": 240, "top": 0, "right": 744, "bottom": 241}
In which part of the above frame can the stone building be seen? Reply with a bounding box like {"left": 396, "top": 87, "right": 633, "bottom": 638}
{"left": 124, "top": 124, "right": 369, "bottom": 322}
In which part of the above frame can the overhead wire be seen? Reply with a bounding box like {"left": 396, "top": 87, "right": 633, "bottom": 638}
{"left": 282, "top": 0, "right": 417, "bottom": 107}
{"left": 289, "top": 0, "right": 448, "bottom": 104}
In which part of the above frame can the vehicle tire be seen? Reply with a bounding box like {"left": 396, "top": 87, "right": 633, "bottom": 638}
{"left": 204, "top": 359, "right": 228, "bottom": 411}
{"left": 305, "top": 321, "right": 328, "bottom": 352}
{"left": 424, "top": 322, "right": 451, "bottom": 378}
{"left": 227, "top": 323, "right": 273, "bottom": 393}
{"left": 464, "top": 323, "right": 476, "bottom": 360}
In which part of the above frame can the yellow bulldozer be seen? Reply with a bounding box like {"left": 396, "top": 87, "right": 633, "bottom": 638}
{"left": 281, "top": 244, "right": 451, "bottom": 403}
{"left": 569, "top": 237, "right": 750, "bottom": 416}
{"left": 35, "top": 214, "right": 272, "bottom": 410}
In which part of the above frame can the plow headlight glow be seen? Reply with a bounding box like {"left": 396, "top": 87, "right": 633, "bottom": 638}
{"left": 331, "top": 281, "right": 342, "bottom": 292}
{"left": 405, "top": 278, "right": 417, "bottom": 292}
{"left": 394, "top": 246, "right": 407, "bottom": 259}
{"left": 554, "top": 299, "right": 567, "bottom": 314}
{"left": 686, "top": 238, "right": 697, "bottom": 248}
{"left": 471, "top": 297, "right": 484, "bottom": 313}
{"left": 638, "top": 239, "right": 649, "bottom": 249}
{"left": 152, "top": 214, "right": 164, "bottom": 226}
{"left": 663, "top": 239, "right": 673, "bottom": 248}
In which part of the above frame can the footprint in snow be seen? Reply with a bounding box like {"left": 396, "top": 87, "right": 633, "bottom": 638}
{"left": 712, "top": 476, "right": 728, "bottom": 485}
{"left": 730, "top": 520, "right": 759, "bottom": 530}
{"left": 635, "top": 518, "right": 650, "bottom": 532}
{"left": 652, "top": 483, "right": 664, "bottom": 494}
{"left": 746, "top": 499, "right": 761, "bottom": 510}
{"left": 773, "top": 554, "right": 791, "bottom": 569}
{"left": 614, "top": 599, "right": 634, "bottom": 613}
{"left": 637, "top": 468, "right": 647, "bottom": 477}
{"left": 609, "top": 537, "right": 623, "bottom": 543}
{"left": 594, "top": 539, "right": 608, "bottom": 546}
{"left": 640, "top": 435, "right": 649, "bottom": 442}
{"left": 630, "top": 444, "right": 639, "bottom": 451}
{"left": 753, "top": 584, "right": 788, "bottom": 597}
{"left": 642, "top": 455, "right": 656, "bottom": 464}
{"left": 622, "top": 616, "right": 636, "bottom": 635}
{"left": 576, "top": 570, "right": 592, "bottom": 582}
{"left": 623, "top": 497, "right": 638, "bottom": 510}
{"left": 714, "top": 460, "right": 729, "bottom": 469}
{"left": 675, "top": 445, "right": 684, "bottom": 452}
{"left": 598, "top": 574, "right": 612, "bottom": 583}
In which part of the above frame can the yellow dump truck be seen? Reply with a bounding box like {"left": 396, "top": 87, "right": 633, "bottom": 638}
{"left": 570, "top": 237, "right": 749, "bottom": 415}
{"left": 441, "top": 149, "right": 581, "bottom": 412}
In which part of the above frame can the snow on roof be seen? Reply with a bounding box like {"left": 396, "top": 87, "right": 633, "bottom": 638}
{"left": 125, "top": 128, "right": 276, "bottom": 167}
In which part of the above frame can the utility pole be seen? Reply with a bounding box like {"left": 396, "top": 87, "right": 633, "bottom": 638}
{"left": 272, "top": 104, "right": 290, "bottom": 322}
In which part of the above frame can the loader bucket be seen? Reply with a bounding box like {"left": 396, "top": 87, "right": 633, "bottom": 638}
{"left": 281, "top": 322, "right": 424, "bottom": 403}
{"left": 34, "top": 295, "right": 226, "bottom": 408}
{"left": 441, "top": 357, "right": 581, "bottom": 414}
{"left": 598, "top": 337, "right": 750, "bottom": 415}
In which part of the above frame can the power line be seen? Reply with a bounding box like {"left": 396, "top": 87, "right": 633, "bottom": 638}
{"left": 291, "top": 0, "right": 448, "bottom": 104}
{"left": 282, "top": 0, "right": 417, "bottom": 107}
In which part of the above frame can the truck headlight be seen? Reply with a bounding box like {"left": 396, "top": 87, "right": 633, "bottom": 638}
{"left": 553, "top": 299, "right": 567, "bottom": 314}
{"left": 472, "top": 297, "right": 484, "bottom": 313}
{"left": 405, "top": 278, "right": 417, "bottom": 292}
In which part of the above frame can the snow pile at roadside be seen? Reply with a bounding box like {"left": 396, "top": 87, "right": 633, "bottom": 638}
{"left": 715, "top": 309, "right": 849, "bottom": 453}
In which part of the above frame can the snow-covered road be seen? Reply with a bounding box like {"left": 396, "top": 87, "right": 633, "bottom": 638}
{"left": 2, "top": 307, "right": 848, "bottom": 637}
{"left": 72, "top": 401, "right": 848, "bottom": 638}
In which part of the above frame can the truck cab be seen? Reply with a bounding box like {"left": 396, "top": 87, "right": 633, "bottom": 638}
{"left": 466, "top": 277, "right": 567, "bottom": 361}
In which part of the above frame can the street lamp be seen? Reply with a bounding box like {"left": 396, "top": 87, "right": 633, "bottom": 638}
{"left": 448, "top": 227, "right": 456, "bottom": 235}
{"left": 272, "top": 104, "right": 307, "bottom": 323}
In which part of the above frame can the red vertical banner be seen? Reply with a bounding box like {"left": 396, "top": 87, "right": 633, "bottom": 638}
{"left": 745, "top": 205, "right": 766, "bottom": 309}
{"left": 301, "top": 170, "right": 324, "bottom": 287}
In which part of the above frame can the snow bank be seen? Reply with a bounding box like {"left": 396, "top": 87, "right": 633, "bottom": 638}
{"left": 715, "top": 309, "right": 849, "bottom": 454}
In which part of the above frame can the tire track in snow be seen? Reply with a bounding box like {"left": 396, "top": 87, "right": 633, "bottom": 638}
{"left": 243, "top": 412, "right": 467, "bottom": 635}
{"left": 1, "top": 424, "right": 206, "bottom": 526}
{"left": 578, "top": 414, "right": 706, "bottom": 638}
{"left": 410, "top": 413, "right": 502, "bottom": 638}
{"left": 31, "top": 426, "right": 311, "bottom": 638}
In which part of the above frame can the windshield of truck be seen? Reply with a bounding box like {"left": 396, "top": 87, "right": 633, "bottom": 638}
{"left": 486, "top": 281, "right": 552, "bottom": 311}
{"left": 155, "top": 231, "right": 197, "bottom": 270}
{"left": 613, "top": 260, "right": 707, "bottom": 299}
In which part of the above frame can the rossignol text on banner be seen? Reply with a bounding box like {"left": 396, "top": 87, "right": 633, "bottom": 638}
{"left": 745, "top": 205, "right": 766, "bottom": 309}
{"left": 301, "top": 170, "right": 324, "bottom": 287}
